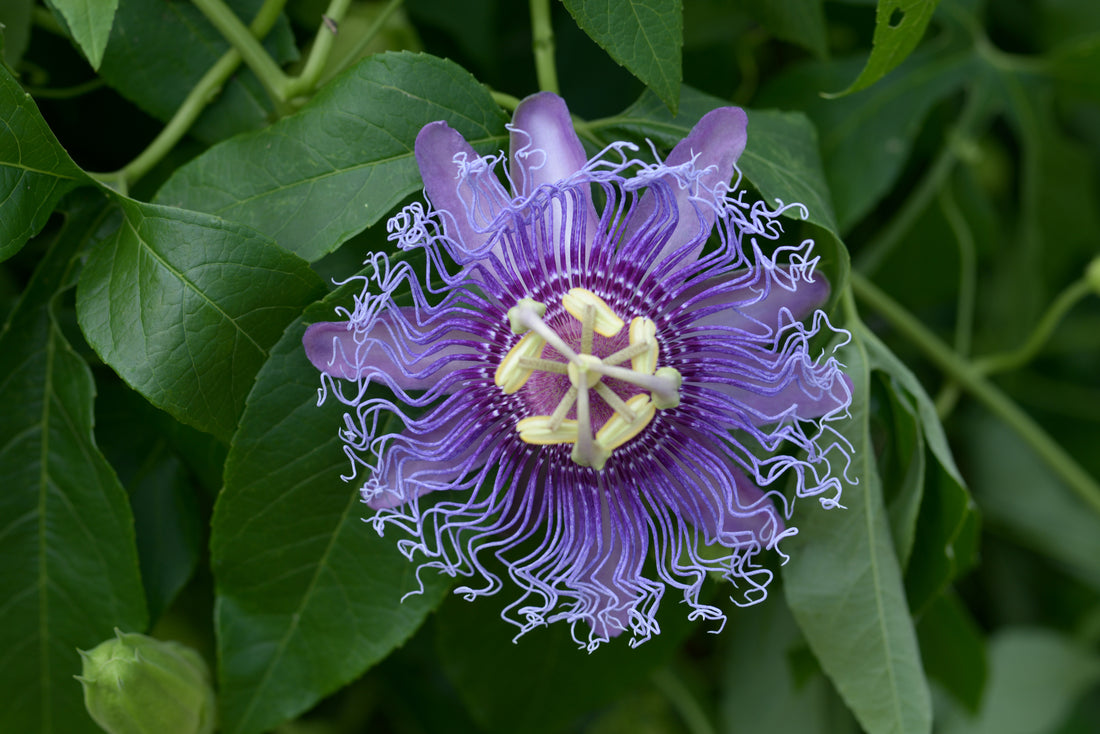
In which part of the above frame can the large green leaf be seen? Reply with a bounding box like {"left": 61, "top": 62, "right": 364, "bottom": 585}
{"left": 212, "top": 294, "right": 451, "bottom": 734}
{"left": 916, "top": 593, "right": 986, "bottom": 714}
{"left": 46, "top": 0, "right": 119, "bottom": 70}
{"left": 0, "top": 63, "right": 88, "bottom": 263}
{"left": 561, "top": 0, "right": 683, "bottom": 112}
{"left": 830, "top": 0, "right": 943, "bottom": 97}
{"left": 96, "top": 0, "right": 297, "bottom": 145}
{"left": 743, "top": 0, "right": 828, "bottom": 58}
{"left": 0, "top": 0, "right": 34, "bottom": 68}
{"left": 75, "top": 197, "right": 324, "bottom": 441}
{"left": 783, "top": 326, "right": 932, "bottom": 734}
{"left": 155, "top": 51, "right": 509, "bottom": 262}
{"left": 0, "top": 192, "right": 148, "bottom": 734}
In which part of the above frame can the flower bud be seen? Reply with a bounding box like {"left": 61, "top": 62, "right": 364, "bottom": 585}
{"left": 1086, "top": 257, "right": 1100, "bottom": 296}
{"left": 77, "top": 630, "right": 215, "bottom": 734}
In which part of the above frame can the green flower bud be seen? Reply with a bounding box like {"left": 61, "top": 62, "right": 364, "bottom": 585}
{"left": 77, "top": 630, "right": 215, "bottom": 734}
{"left": 1086, "top": 257, "right": 1100, "bottom": 296}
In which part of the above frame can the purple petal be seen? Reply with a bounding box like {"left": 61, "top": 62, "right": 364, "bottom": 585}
{"left": 416, "top": 121, "right": 510, "bottom": 257}
{"left": 626, "top": 107, "right": 749, "bottom": 268}
{"left": 708, "top": 357, "right": 852, "bottom": 422}
{"left": 302, "top": 312, "right": 477, "bottom": 391}
{"left": 510, "top": 92, "right": 591, "bottom": 195}
{"left": 683, "top": 269, "right": 831, "bottom": 333}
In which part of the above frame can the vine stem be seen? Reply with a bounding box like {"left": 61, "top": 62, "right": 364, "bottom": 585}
{"left": 529, "top": 0, "right": 560, "bottom": 94}
{"left": 88, "top": 0, "right": 286, "bottom": 192}
{"left": 285, "top": 0, "right": 356, "bottom": 99}
{"left": 850, "top": 272, "right": 1100, "bottom": 518}
{"left": 192, "top": 0, "right": 291, "bottom": 103}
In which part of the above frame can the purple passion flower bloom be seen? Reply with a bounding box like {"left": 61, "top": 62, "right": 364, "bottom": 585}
{"left": 303, "top": 93, "right": 852, "bottom": 649}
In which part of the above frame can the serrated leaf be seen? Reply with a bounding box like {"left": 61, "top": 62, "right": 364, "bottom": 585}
{"left": 830, "top": 0, "right": 943, "bottom": 97}
{"left": 561, "top": 0, "right": 683, "bottom": 112}
{"left": 0, "top": 63, "right": 88, "bottom": 263}
{"left": 46, "top": 0, "right": 119, "bottom": 70}
{"left": 212, "top": 298, "right": 450, "bottom": 734}
{"left": 0, "top": 191, "right": 148, "bottom": 734}
{"left": 155, "top": 51, "right": 508, "bottom": 262}
{"left": 96, "top": 0, "right": 298, "bottom": 145}
{"left": 435, "top": 588, "right": 694, "bottom": 734}
{"left": 783, "top": 326, "right": 932, "bottom": 734}
{"left": 75, "top": 198, "right": 325, "bottom": 441}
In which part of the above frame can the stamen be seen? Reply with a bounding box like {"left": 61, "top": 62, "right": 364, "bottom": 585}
{"left": 603, "top": 341, "right": 650, "bottom": 367}
{"left": 517, "top": 416, "right": 579, "bottom": 444}
{"left": 586, "top": 361, "right": 682, "bottom": 408}
{"left": 629, "top": 317, "right": 658, "bottom": 375}
{"left": 517, "top": 357, "right": 569, "bottom": 375}
{"left": 562, "top": 288, "right": 624, "bottom": 337}
{"left": 594, "top": 382, "right": 636, "bottom": 422}
{"left": 581, "top": 303, "right": 595, "bottom": 356}
{"left": 495, "top": 332, "right": 547, "bottom": 393}
{"left": 549, "top": 385, "right": 578, "bottom": 430}
{"left": 596, "top": 395, "right": 656, "bottom": 451}
{"left": 569, "top": 360, "right": 606, "bottom": 469}
{"left": 507, "top": 298, "right": 546, "bottom": 334}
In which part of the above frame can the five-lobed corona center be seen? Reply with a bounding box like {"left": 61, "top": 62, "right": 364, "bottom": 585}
{"left": 494, "top": 288, "right": 682, "bottom": 470}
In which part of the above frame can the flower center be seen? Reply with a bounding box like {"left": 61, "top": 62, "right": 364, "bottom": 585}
{"left": 494, "top": 288, "right": 682, "bottom": 470}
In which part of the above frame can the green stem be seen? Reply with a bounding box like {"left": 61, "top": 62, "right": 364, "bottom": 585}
{"left": 933, "top": 180, "right": 977, "bottom": 417}
{"left": 529, "top": 0, "right": 560, "bottom": 94}
{"left": 856, "top": 86, "right": 988, "bottom": 276}
{"left": 974, "top": 279, "right": 1092, "bottom": 375}
{"left": 491, "top": 90, "right": 522, "bottom": 112}
{"left": 32, "top": 7, "right": 65, "bottom": 35}
{"left": 22, "top": 78, "right": 104, "bottom": 99}
{"left": 851, "top": 272, "right": 1100, "bottom": 518}
{"left": 316, "top": 0, "right": 407, "bottom": 89}
{"left": 89, "top": 0, "right": 286, "bottom": 192}
{"left": 285, "top": 0, "right": 355, "bottom": 99}
{"left": 192, "top": 0, "right": 290, "bottom": 103}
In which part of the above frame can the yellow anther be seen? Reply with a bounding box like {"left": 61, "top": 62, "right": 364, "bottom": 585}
{"left": 507, "top": 299, "right": 547, "bottom": 334}
{"left": 628, "top": 317, "right": 658, "bottom": 375}
{"left": 596, "top": 394, "right": 656, "bottom": 451}
{"left": 494, "top": 332, "right": 547, "bottom": 394}
{"left": 562, "top": 288, "right": 624, "bottom": 337}
{"left": 517, "top": 416, "right": 579, "bottom": 445}
{"left": 651, "top": 367, "right": 683, "bottom": 409}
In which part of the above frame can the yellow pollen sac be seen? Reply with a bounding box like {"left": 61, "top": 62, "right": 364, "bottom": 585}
{"left": 628, "top": 317, "right": 658, "bottom": 375}
{"left": 596, "top": 394, "right": 657, "bottom": 451}
{"left": 494, "top": 332, "right": 547, "bottom": 394}
{"left": 516, "top": 416, "right": 579, "bottom": 445}
{"left": 562, "top": 288, "right": 624, "bottom": 337}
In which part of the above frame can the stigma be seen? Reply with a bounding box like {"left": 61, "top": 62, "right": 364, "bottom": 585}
{"left": 494, "top": 289, "right": 681, "bottom": 470}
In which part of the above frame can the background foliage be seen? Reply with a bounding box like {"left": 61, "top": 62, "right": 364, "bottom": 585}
{"left": 2, "top": 0, "right": 1099, "bottom": 733}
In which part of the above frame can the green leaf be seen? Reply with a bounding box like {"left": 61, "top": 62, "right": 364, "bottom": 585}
{"left": 95, "top": 381, "right": 204, "bottom": 622}
{"left": 435, "top": 587, "right": 695, "bottom": 733}
{"left": 873, "top": 373, "right": 926, "bottom": 568}
{"left": 938, "top": 629, "right": 1100, "bottom": 734}
{"left": 721, "top": 601, "right": 859, "bottom": 734}
{"left": 75, "top": 197, "right": 325, "bottom": 441}
{"left": 783, "top": 326, "right": 932, "bottom": 734}
{"left": 46, "top": 0, "right": 119, "bottom": 70}
{"left": 155, "top": 51, "right": 509, "bottom": 262}
{"left": 561, "top": 0, "right": 683, "bottom": 112}
{"left": 743, "top": 0, "right": 828, "bottom": 58}
{"left": 0, "top": 62, "right": 88, "bottom": 263}
{"left": 212, "top": 296, "right": 451, "bottom": 734}
{"left": 829, "top": 0, "right": 943, "bottom": 97}
{"left": 0, "top": 191, "right": 148, "bottom": 734}
{"left": 916, "top": 593, "right": 986, "bottom": 714}
{"left": 96, "top": 0, "right": 298, "bottom": 145}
